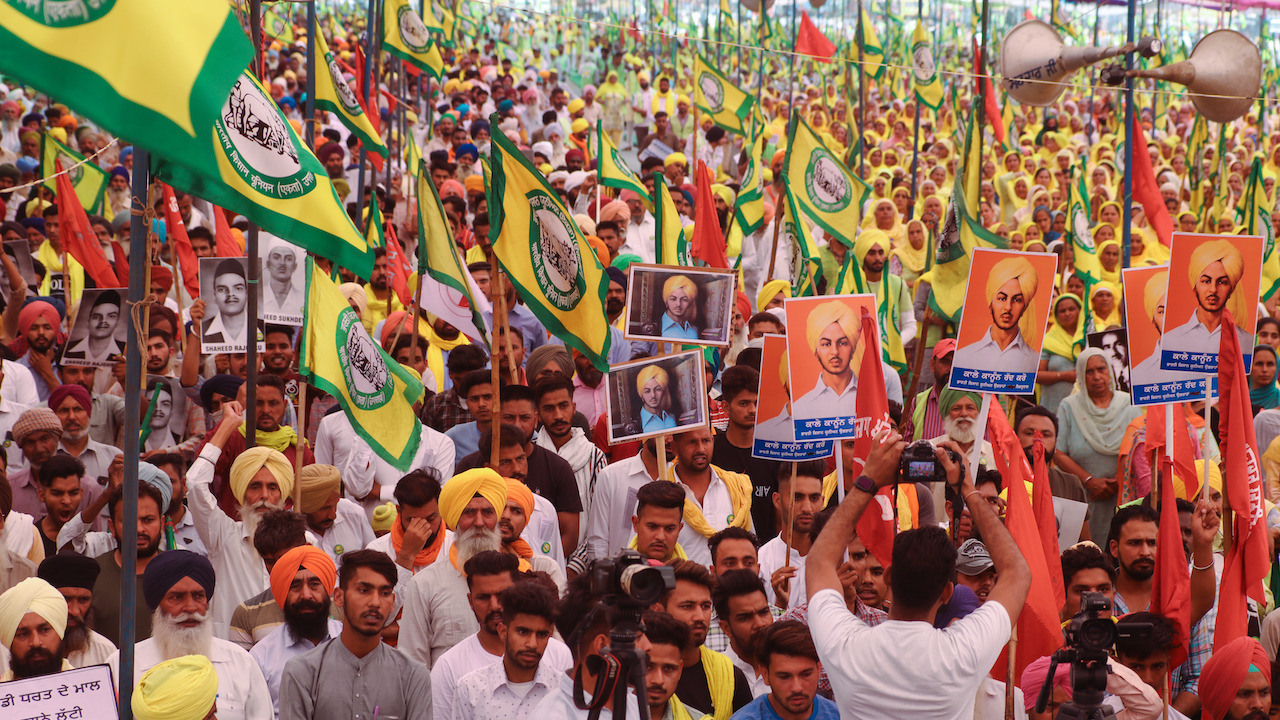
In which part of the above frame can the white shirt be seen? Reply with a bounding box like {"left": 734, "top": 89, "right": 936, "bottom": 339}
{"left": 622, "top": 211, "right": 656, "bottom": 264}
{"left": 61, "top": 438, "right": 121, "bottom": 485}
{"left": 453, "top": 648, "right": 567, "bottom": 720}
{"left": 673, "top": 468, "right": 742, "bottom": 565}
{"left": 69, "top": 629, "right": 116, "bottom": 668}
{"left": 1, "top": 358, "right": 40, "bottom": 407}
{"left": 315, "top": 411, "right": 456, "bottom": 520}
{"left": 525, "top": 492, "right": 566, "bottom": 570}
{"left": 0, "top": 392, "right": 31, "bottom": 471}
{"left": 398, "top": 558, "right": 477, "bottom": 668}
{"left": 367, "top": 528, "right": 455, "bottom": 575}
{"left": 1160, "top": 315, "right": 1254, "bottom": 371}
{"left": 952, "top": 327, "right": 1040, "bottom": 376}
{"left": 108, "top": 635, "right": 273, "bottom": 720}
{"left": 791, "top": 373, "right": 858, "bottom": 422}
{"left": 317, "top": 498, "right": 376, "bottom": 561}
{"left": 250, "top": 618, "right": 342, "bottom": 717}
{"left": 189, "top": 443, "right": 271, "bottom": 638}
{"left": 973, "top": 678, "right": 1027, "bottom": 720}
{"left": 530, "top": 670, "right": 641, "bottom": 720}
{"left": 758, "top": 536, "right": 808, "bottom": 608}
{"left": 722, "top": 644, "right": 769, "bottom": 698}
{"left": 808, "top": 588, "right": 1011, "bottom": 720}
{"left": 432, "top": 632, "right": 574, "bottom": 720}
{"left": 584, "top": 454, "right": 657, "bottom": 560}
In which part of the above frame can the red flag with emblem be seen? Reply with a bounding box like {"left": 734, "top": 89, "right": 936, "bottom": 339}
{"left": 851, "top": 308, "right": 895, "bottom": 567}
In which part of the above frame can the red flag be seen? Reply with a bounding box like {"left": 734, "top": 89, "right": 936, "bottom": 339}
{"left": 795, "top": 11, "right": 837, "bottom": 62}
{"left": 161, "top": 184, "right": 201, "bottom": 300}
{"left": 383, "top": 224, "right": 414, "bottom": 307}
{"left": 851, "top": 308, "right": 895, "bottom": 567}
{"left": 988, "top": 428, "right": 1064, "bottom": 688}
{"left": 973, "top": 41, "right": 1006, "bottom": 145}
{"left": 691, "top": 161, "right": 730, "bottom": 269}
{"left": 352, "top": 44, "right": 385, "bottom": 172}
{"left": 1130, "top": 112, "right": 1174, "bottom": 247}
{"left": 211, "top": 206, "right": 244, "bottom": 257}
{"left": 54, "top": 162, "right": 118, "bottom": 289}
{"left": 1146, "top": 404, "right": 1201, "bottom": 499}
{"left": 1151, "top": 455, "right": 1192, "bottom": 669}
{"left": 108, "top": 241, "right": 129, "bottom": 287}
{"left": 987, "top": 405, "right": 1064, "bottom": 608}
{"left": 1215, "top": 310, "right": 1270, "bottom": 646}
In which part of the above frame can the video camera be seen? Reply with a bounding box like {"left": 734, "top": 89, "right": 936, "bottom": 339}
{"left": 1035, "top": 592, "right": 1153, "bottom": 719}
{"left": 590, "top": 550, "right": 677, "bottom": 608}
{"left": 899, "top": 440, "right": 963, "bottom": 483}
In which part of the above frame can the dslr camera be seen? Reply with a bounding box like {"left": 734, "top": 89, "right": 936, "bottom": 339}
{"left": 589, "top": 549, "right": 677, "bottom": 608}
{"left": 1064, "top": 592, "right": 1152, "bottom": 654}
{"left": 899, "top": 440, "right": 963, "bottom": 483}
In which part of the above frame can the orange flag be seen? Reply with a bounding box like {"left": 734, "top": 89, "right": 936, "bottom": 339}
{"left": 795, "top": 11, "right": 836, "bottom": 62}
{"left": 161, "top": 183, "right": 201, "bottom": 299}
{"left": 851, "top": 308, "right": 895, "bottom": 567}
{"left": 1151, "top": 455, "right": 1191, "bottom": 669}
{"left": 1030, "top": 439, "right": 1066, "bottom": 607}
{"left": 691, "top": 160, "right": 729, "bottom": 269}
{"left": 1130, "top": 112, "right": 1174, "bottom": 246}
{"left": 211, "top": 206, "right": 244, "bottom": 257}
{"left": 54, "top": 162, "right": 118, "bottom": 289}
{"left": 1145, "top": 404, "right": 1201, "bottom": 499}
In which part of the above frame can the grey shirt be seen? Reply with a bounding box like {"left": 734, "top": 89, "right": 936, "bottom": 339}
{"left": 279, "top": 638, "right": 433, "bottom": 720}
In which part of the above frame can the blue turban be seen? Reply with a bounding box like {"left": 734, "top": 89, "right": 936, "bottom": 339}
{"left": 200, "top": 374, "right": 245, "bottom": 412}
{"left": 143, "top": 551, "right": 216, "bottom": 610}
{"left": 138, "top": 461, "right": 173, "bottom": 514}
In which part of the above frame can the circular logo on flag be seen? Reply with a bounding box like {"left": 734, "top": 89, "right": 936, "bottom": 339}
{"left": 698, "top": 72, "right": 724, "bottom": 113}
{"left": 398, "top": 5, "right": 433, "bottom": 52}
{"left": 12, "top": 0, "right": 116, "bottom": 26}
{"left": 911, "top": 39, "right": 936, "bottom": 84}
{"left": 1071, "top": 202, "right": 1093, "bottom": 251}
{"left": 326, "top": 53, "right": 361, "bottom": 114}
{"left": 57, "top": 150, "right": 83, "bottom": 185}
{"left": 336, "top": 309, "right": 395, "bottom": 409}
{"left": 740, "top": 154, "right": 757, "bottom": 193}
{"left": 803, "top": 149, "right": 851, "bottom": 213}
{"left": 217, "top": 75, "right": 310, "bottom": 199}
{"left": 527, "top": 191, "right": 586, "bottom": 311}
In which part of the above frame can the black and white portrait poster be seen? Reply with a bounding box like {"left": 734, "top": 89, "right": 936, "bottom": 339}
{"left": 200, "top": 256, "right": 263, "bottom": 353}
{"left": 259, "top": 233, "right": 305, "bottom": 325}
{"left": 143, "top": 375, "right": 186, "bottom": 454}
{"left": 0, "top": 240, "right": 36, "bottom": 303}
{"left": 62, "top": 287, "right": 127, "bottom": 367}
{"left": 1087, "top": 328, "right": 1131, "bottom": 395}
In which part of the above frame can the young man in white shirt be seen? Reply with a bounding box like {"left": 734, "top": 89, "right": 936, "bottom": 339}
{"left": 805, "top": 429, "right": 1031, "bottom": 720}
{"left": 758, "top": 462, "right": 824, "bottom": 609}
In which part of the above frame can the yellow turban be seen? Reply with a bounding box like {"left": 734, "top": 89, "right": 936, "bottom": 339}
{"left": 228, "top": 446, "right": 295, "bottom": 505}
{"left": 636, "top": 365, "right": 670, "bottom": 395}
{"left": 1187, "top": 238, "right": 1245, "bottom": 288}
{"left": 711, "top": 184, "right": 736, "bottom": 207}
{"left": 372, "top": 502, "right": 397, "bottom": 534}
{"left": 1143, "top": 269, "right": 1168, "bottom": 322}
{"left": 505, "top": 478, "right": 534, "bottom": 518}
{"left": 132, "top": 655, "right": 219, "bottom": 720}
{"left": 985, "top": 256, "right": 1039, "bottom": 305}
{"left": 805, "top": 300, "right": 860, "bottom": 353}
{"left": 1090, "top": 281, "right": 1118, "bottom": 300}
{"left": 0, "top": 578, "right": 67, "bottom": 647}
{"left": 297, "top": 464, "right": 341, "bottom": 514}
{"left": 662, "top": 275, "right": 697, "bottom": 301}
{"left": 757, "top": 279, "right": 791, "bottom": 312}
{"left": 439, "top": 468, "right": 507, "bottom": 531}
{"left": 665, "top": 152, "right": 688, "bottom": 168}
{"left": 339, "top": 282, "right": 368, "bottom": 317}
{"left": 854, "top": 228, "right": 890, "bottom": 262}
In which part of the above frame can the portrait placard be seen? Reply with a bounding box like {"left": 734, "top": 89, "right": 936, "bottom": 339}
{"left": 200, "top": 255, "right": 264, "bottom": 353}
{"left": 1123, "top": 265, "right": 1215, "bottom": 405}
{"left": 605, "top": 350, "right": 708, "bottom": 444}
{"left": 0, "top": 239, "right": 37, "bottom": 302}
{"left": 752, "top": 334, "right": 834, "bottom": 460}
{"left": 623, "top": 264, "right": 736, "bottom": 347}
{"left": 949, "top": 248, "right": 1058, "bottom": 394}
{"left": 782, "top": 294, "right": 880, "bottom": 441}
{"left": 0, "top": 663, "right": 118, "bottom": 720}
{"left": 1160, "top": 231, "right": 1264, "bottom": 373}
{"left": 142, "top": 375, "right": 187, "bottom": 454}
{"left": 258, "top": 233, "right": 305, "bottom": 325}
{"left": 61, "top": 287, "right": 127, "bottom": 368}
{"left": 1086, "top": 329, "right": 1131, "bottom": 395}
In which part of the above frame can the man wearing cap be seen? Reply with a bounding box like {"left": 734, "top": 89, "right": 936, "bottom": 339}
{"left": 188, "top": 400, "right": 295, "bottom": 637}
{"left": 250, "top": 546, "right": 341, "bottom": 716}
{"left": 107, "top": 551, "right": 272, "bottom": 720}
{"left": 0, "top": 577, "right": 70, "bottom": 680}
{"left": 49, "top": 382, "right": 120, "bottom": 485}
{"left": 792, "top": 300, "right": 861, "bottom": 422}
{"left": 954, "top": 539, "right": 997, "bottom": 603}
{"left": 132, "top": 655, "right": 220, "bottom": 720}
{"left": 8, "top": 407, "right": 103, "bottom": 526}
{"left": 263, "top": 239, "right": 303, "bottom": 320}
{"left": 399, "top": 467, "right": 508, "bottom": 667}
{"left": 35, "top": 554, "right": 115, "bottom": 666}
{"left": 907, "top": 338, "right": 956, "bottom": 442}
{"left": 62, "top": 289, "right": 125, "bottom": 364}
{"left": 296, "top": 464, "right": 374, "bottom": 561}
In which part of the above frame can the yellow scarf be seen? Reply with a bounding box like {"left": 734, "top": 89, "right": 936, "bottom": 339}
{"left": 699, "top": 647, "right": 736, "bottom": 720}
{"left": 627, "top": 535, "right": 688, "bottom": 561}
{"left": 37, "top": 240, "right": 84, "bottom": 309}
{"left": 238, "top": 423, "right": 299, "bottom": 452}
{"left": 1043, "top": 294, "right": 1083, "bottom": 361}
{"left": 665, "top": 465, "right": 753, "bottom": 537}
{"left": 669, "top": 697, "right": 697, "bottom": 720}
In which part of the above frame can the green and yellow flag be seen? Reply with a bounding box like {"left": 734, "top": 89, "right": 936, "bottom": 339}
{"left": 782, "top": 113, "right": 867, "bottom": 249}
{"left": 300, "top": 259, "right": 425, "bottom": 469}
{"left": 416, "top": 162, "right": 489, "bottom": 343}
{"left": 263, "top": 9, "right": 294, "bottom": 43}
{"left": 857, "top": 7, "right": 885, "bottom": 79}
{"left": 0, "top": 0, "right": 251, "bottom": 185}
{"left": 383, "top": 0, "right": 445, "bottom": 78}
{"left": 1243, "top": 157, "right": 1280, "bottom": 300}
{"left": 733, "top": 122, "right": 765, "bottom": 238}
{"left": 654, "top": 177, "right": 691, "bottom": 266}
{"left": 487, "top": 121, "right": 612, "bottom": 370}
{"left": 693, "top": 54, "right": 756, "bottom": 136}
{"left": 152, "top": 72, "right": 375, "bottom": 277}
{"left": 1051, "top": 0, "right": 1080, "bottom": 40}
{"left": 315, "top": 30, "right": 386, "bottom": 157}
{"left": 41, "top": 132, "right": 108, "bottom": 217}
{"left": 910, "top": 22, "right": 942, "bottom": 110}
{"left": 782, "top": 190, "right": 823, "bottom": 296}
{"left": 597, "top": 120, "right": 651, "bottom": 208}
{"left": 1066, "top": 162, "right": 1099, "bottom": 287}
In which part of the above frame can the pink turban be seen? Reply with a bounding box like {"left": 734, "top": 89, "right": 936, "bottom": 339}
{"left": 18, "top": 301, "right": 60, "bottom": 336}
{"left": 1020, "top": 654, "right": 1071, "bottom": 712}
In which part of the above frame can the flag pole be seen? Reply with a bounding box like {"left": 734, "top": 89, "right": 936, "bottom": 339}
{"left": 245, "top": 0, "right": 266, "bottom": 450}
{"left": 783, "top": 460, "right": 798, "bottom": 606}
{"left": 305, "top": 0, "right": 317, "bottom": 148}
{"left": 766, "top": 188, "right": 785, "bottom": 282}
{"left": 907, "top": 0, "right": 923, "bottom": 219}
{"left": 857, "top": 0, "right": 866, "bottom": 173}
{"left": 1121, "top": 0, "right": 1136, "bottom": 269}
{"left": 489, "top": 252, "right": 506, "bottom": 469}
{"left": 1004, "top": 627, "right": 1017, "bottom": 720}
{"left": 355, "top": 0, "right": 379, "bottom": 234}
{"left": 294, "top": 380, "right": 308, "bottom": 511}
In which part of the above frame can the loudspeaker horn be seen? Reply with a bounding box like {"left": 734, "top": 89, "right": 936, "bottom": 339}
{"left": 1124, "top": 29, "right": 1261, "bottom": 124}
{"left": 741, "top": 0, "right": 776, "bottom": 13}
{"left": 999, "top": 20, "right": 1156, "bottom": 106}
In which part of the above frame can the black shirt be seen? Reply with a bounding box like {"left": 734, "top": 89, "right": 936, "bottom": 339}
{"left": 675, "top": 656, "right": 753, "bottom": 717}
{"left": 711, "top": 434, "right": 781, "bottom": 539}
{"left": 91, "top": 551, "right": 152, "bottom": 647}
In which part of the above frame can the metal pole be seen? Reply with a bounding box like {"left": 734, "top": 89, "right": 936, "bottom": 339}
{"left": 306, "top": 0, "right": 317, "bottom": 148}
{"left": 857, "top": 0, "right": 866, "bottom": 173}
{"left": 908, "top": 0, "right": 923, "bottom": 219}
{"left": 356, "top": 0, "right": 378, "bottom": 233}
{"left": 117, "top": 149, "right": 150, "bottom": 720}
{"left": 1122, "top": 0, "right": 1135, "bottom": 270}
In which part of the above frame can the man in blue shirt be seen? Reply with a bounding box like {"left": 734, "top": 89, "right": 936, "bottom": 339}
{"left": 730, "top": 620, "right": 839, "bottom": 720}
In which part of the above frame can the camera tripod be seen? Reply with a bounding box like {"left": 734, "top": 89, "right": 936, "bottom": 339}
{"left": 1033, "top": 647, "right": 1119, "bottom": 720}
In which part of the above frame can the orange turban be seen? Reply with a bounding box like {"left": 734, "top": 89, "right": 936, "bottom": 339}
{"left": 1199, "top": 636, "right": 1270, "bottom": 720}
{"left": 268, "top": 545, "right": 336, "bottom": 610}
{"left": 505, "top": 478, "right": 534, "bottom": 517}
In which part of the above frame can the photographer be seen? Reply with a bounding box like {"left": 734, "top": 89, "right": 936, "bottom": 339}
{"left": 804, "top": 429, "right": 1031, "bottom": 718}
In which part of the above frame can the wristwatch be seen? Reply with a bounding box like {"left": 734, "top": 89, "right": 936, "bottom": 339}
{"left": 853, "top": 475, "right": 877, "bottom": 494}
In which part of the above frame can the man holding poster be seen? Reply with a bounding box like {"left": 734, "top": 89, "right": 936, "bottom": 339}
{"left": 1161, "top": 235, "right": 1260, "bottom": 372}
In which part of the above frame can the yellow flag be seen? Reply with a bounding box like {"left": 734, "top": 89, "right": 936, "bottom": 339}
{"left": 383, "top": 0, "right": 445, "bottom": 78}
{"left": 783, "top": 113, "right": 866, "bottom": 249}
{"left": 858, "top": 8, "right": 885, "bottom": 79}
{"left": 910, "top": 23, "right": 942, "bottom": 110}
{"left": 299, "top": 259, "right": 424, "bottom": 469}
{"left": 41, "top": 132, "right": 108, "bottom": 216}
{"left": 693, "top": 54, "right": 756, "bottom": 136}
{"left": 653, "top": 178, "right": 690, "bottom": 266}
{"left": 733, "top": 121, "right": 764, "bottom": 236}
{"left": 488, "top": 122, "right": 613, "bottom": 370}
{"left": 596, "top": 119, "right": 652, "bottom": 209}
{"left": 314, "top": 30, "right": 386, "bottom": 156}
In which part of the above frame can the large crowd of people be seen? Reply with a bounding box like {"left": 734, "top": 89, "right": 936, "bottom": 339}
{"left": 0, "top": 2, "right": 1278, "bottom": 720}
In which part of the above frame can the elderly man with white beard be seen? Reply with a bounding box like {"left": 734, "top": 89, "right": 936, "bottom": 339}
{"left": 107, "top": 551, "right": 272, "bottom": 720}
{"left": 926, "top": 388, "right": 997, "bottom": 516}
{"left": 399, "top": 468, "right": 510, "bottom": 668}
{"left": 188, "top": 400, "right": 296, "bottom": 638}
